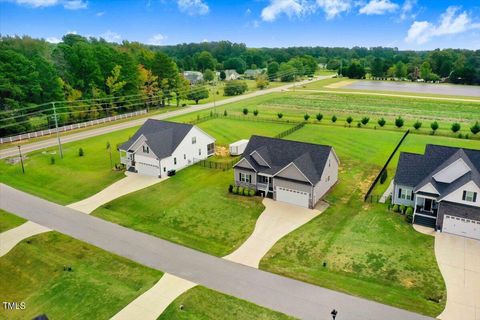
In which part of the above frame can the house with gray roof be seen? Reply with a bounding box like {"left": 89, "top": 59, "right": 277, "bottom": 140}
{"left": 119, "top": 119, "right": 215, "bottom": 177}
{"left": 243, "top": 69, "right": 264, "bottom": 79}
{"left": 224, "top": 69, "right": 240, "bottom": 81}
{"left": 393, "top": 144, "right": 480, "bottom": 239}
{"left": 183, "top": 71, "right": 203, "bottom": 84}
{"left": 233, "top": 135, "right": 339, "bottom": 208}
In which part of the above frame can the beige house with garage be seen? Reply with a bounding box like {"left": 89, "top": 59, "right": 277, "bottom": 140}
{"left": 233, "top": 135, "right": 339, "bottom": 208}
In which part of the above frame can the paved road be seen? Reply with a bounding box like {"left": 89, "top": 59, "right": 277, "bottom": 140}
{"left": 0, "top": 184, "right": 433, "bottom": 320}
{"left": 0, "top": 77, "right": 327, "bottom": 159}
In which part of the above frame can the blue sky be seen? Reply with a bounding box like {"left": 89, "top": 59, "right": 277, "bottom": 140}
{"left": 1, "top": 0, "right": 479, "bottom": 49}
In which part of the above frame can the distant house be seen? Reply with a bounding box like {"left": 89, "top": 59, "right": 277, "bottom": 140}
{"left": 229, "top": 139, "right": 249, "bottom": 156}
{"left": 233, "top": 135, "right": 339, "bottom": 208}
{"left": 224, "top": 69, "right": 240, "bottom": 81}
{"left": 183, "top": 71, "right": 203, "bottom": 84}
{"left": 243, "top": 69, "right": 264, "bottom": 79}
{"left": 119, "top": 119, "right": 215, "bottom": 177}
{"left": 392, "top": 144, "right": 480, "bottom": 240}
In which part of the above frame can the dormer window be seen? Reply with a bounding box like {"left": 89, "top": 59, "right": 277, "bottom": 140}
{"left": 463, "top": 191, "right": 477, "bottom": 202}
{"left": 142, "top": 145, "right": 149, "bottom": 153}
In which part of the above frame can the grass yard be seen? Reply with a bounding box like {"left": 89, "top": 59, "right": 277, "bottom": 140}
{"left": 171, "top": 90, "right": 480, "bottom": 138}
{"left": 0, "top": 209, "right": 26, "bottom": 233}
{"left": 0, "top": 126, "right": 139, "bottom": 205}
{"left": 259, "top": 125, "right": 447, "bottom": 317}
{"left": 159, "top": 286, "right": 295, "bottom": 320}
{"left": 197, "top": 118, "right": 295, "bottom": 145}
{"left": 0, "top": 232, "right": 162, "bottom": 320}
{"left": 92, "top": 166, "right": 264, "bottom": 256}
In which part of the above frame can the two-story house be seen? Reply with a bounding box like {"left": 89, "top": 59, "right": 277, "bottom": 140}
{"left": 233, "top": 135, "right": 339, "bottom": 208}
{"left": 119, "top": 119, "right": 215, "bottom": 177}
{"left": 392, "top": 144, "right": 480, "bottom": 240}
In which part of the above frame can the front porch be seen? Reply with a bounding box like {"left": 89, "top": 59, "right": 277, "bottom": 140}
{"left": 413, "top": 194, "right": 438, "bottom": 228}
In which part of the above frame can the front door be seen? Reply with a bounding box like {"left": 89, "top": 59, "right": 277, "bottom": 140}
{"left": 424, "top": 198, "right": 432, "bottom": 211}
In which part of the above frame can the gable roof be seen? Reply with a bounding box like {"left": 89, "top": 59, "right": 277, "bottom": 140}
{"left": 234, "top": 135, "right": 334, "bottom": 185}
{"left": 394, "top": 144, "right": 480, "bottom": 198}
{"left": 119, "top": 119, "right": 194, "bottom": 159}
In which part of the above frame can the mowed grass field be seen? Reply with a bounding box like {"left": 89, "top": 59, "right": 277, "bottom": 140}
{"left": 172, "top": 83, "right": 480, "bottom": 137}
{"left": 159, "top": 286, "right": 295, "bottom": 320}
{"left": 197, "top": 118, "right": 294, "bottom": 145}
{"left": 92, "top": 166, "right": 264, "bottom": 257}
{"left": 0, "top": 210, "right": 26, "bottom": 233}
{"left": 0, "top": 232, "right": 162, "bottom": 320}
{"left": 259, "top": 125, "right": 447, "bottom": 316}
{"left": 0, "top": 127, "right": 138, "bottom": 204}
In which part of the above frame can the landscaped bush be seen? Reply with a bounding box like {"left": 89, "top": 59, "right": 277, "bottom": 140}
{"left": 249, "top": 189, "right": 255, "bottom": 196}
{"left": 277, "top": 113, "right": 283, "bottom": 119}
{"left": 253, "top": 109, "right": 259, "bottom": 116}
{"left": 471, "top": 121, "right": 480, "bottom": 135}
{"left": 400, "top": 205, "right": 406, "bottom": 214}
{"left": 361, "top": 117, "right": 370, "bottom": 126}
{"left": 78, "top": 148, "right": 84, "bottom": 157}
{"left": 228, "top": 184, "right": 233, "bottom": 193}
{"left": 331, "top": 115, "right": 337, "bottom": 123}
{"left": 451, "top": 122, "right": 461, "bottom": 133}
{"left": 232, "top": 186, "right": 239, "bottom": 194}
{"left": 50, "top": 156, "right": 55, "bottom": 165}
{"left": 392, "top": 204, "right": 399, "bottom": 212}
{"left": 224, "top": 80, "right": 248, "bottom": 96}
{"left": 380, "top": 169, "right": 387, "bottom": 184}
{"left": 316, "top": 113, "right": 323, "bottom": 121}
{"left": 405, "top": 207, "right": 414, "bottom": 223}
{"left": 243, "top": 188, "right": 249, "bottom": 196}
{"left": 304, "top": 113, "right": 310, "bottom": 121}
{"left": 413, "top": 120, "right": 422, "bottom": 130}
{"left": 223, "top": 110, "right": 228, "bottom": 116}
{"left": 242, "top": 108, "right": 249, "bottom": 115}
{"left": 395, "top": 117, "right": 404, "bottom": 128}
{"left": 430, "top": 121, "right": 439, "bottom": 134}
{"left": 238, "top": 187, "right": 244, "bottom": 195}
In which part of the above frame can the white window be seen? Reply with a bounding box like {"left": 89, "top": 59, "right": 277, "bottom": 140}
{"left": 239, "top": 173, "right": 251, "bottom": 183}
{"left": 192, "top": 137, "right": 197, "bottom": 144}
{"left": 399, "top": 188, "right": 413, "bottom": 200}
{"left": 463, "top": 191, "right": 477, "bottom": 202}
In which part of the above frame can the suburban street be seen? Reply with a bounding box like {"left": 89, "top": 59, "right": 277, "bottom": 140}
{"left": 0, "top": 77, "right": 327, "bottom": 159}
{"left": 0, "top": 183, "right": 434, "bottom": 320}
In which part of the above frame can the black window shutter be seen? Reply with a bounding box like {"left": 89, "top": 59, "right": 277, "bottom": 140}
{"left": 462, "top": 190, "right": 466, "bottom": 201}
{"left": 474, "top": 192, "right": 477, "bottom": 202}
{"left": 398, "top": 188, "right": 402, "bottom": 198}
{"left": 411, "top": 190, "right": 414, "bottom": 199}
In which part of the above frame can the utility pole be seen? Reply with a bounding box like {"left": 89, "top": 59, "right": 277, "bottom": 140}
{"left": 52, "top": 102, "right": 63, "bottom": 159}
{"left": 213, "top": 80, "right": 217, "bottom": 115}
{"left": 293, "top": 72, "right": 296, "bottom": 92}
{"left": 17, "top": 145, "right": 25, "bottom": 174}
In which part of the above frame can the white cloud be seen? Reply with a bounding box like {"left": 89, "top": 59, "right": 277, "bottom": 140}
{"left": 177, "top": 0, "right": 209, "bottom": 15}
{"left": 261, "top": 0, "right": 313, "bottom": 22}
{"left": 245, "top": 8, "right": 251, "bottom": 16}
{"left": 400, "top": 0, "right": 416, "bottom": 20}
{"left": 96, "top": 11, "right": 105, "bottom": 16}
{"left": 66, "top": 30, "right": 77, "bottom": 34}
{"left": 405, "top": 6, "right": 480, "bottom": 44}
{"left": 316, "top": 0, "right": 351, "bottom": 20}
{"left": 261, "top": 0, "right": 352, "bottom": 21}
{"left": 63, "top": 0, "right": 86, "bottom": 9}
{"left": 359, "top": 0, "right": 398, "bottom": 15}
{"left": 10, "top": 0, "right": 87, "bottom": 9}
{"left": 46, "top": 36, "right": 61, "bottom": 43}
{"left": 100, "top": 30, "right": 121, "bottom": 43}
{"left": 148, "top": 33, "right": 166, "bottom": 45}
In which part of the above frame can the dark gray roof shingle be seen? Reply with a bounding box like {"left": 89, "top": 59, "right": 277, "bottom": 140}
{"left": 119, "top": 119, "right": 194, "bottom": 159}
{"left": 235, "top": 135, "right": 334, "bottom": 185}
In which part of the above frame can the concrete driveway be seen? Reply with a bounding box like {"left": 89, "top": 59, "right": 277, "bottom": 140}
{"left": 224, "top": 198, "right": 328, "bottom": 268}
{"left": 436, "top": 233, "right": 480, "bottom": 320}
{"left": 67, "top": 172, "right": 166, "bottom": 214}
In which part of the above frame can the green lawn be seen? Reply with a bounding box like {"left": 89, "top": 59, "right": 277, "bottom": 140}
{"left": 0, "top": 232, "right": 162, "bottom": 320}
{"left": 259, "top": 125, "right": 447, "bottom": 317}
{"left": 93, "top": 166, "right": 264, "bottom": 257}
{"left": 0, "top": 210, "right": 26, "bottom": 233}
{"left": 197, "top": 118, "right": 294, "bottom": 145}
{"left": 0, "top": 127, "right": 139, "bottom": 204}
{"left": 159, "top": 286, "right": 295, "bottom": 320}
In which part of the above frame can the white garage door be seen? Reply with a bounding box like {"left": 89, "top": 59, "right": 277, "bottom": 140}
{"left": 443, "top": 215, "right": 480, "bottom": 240}
{"left": 136, "top": 162, "right": 159, "bottom": 177}
{"left": 275, "top": 187, "right": 310, "bottom": 208}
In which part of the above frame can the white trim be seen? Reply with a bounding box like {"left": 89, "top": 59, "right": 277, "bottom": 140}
{"left": 438, "top": 179, "right": 479, "bottom": 202}
{"left": 192, "top": 126, "right": 216, "bottom": 143}
{"left": 432, "top": 158, "right": 471, "bottom": 183}
{"left": 414, "top": 213, "right": 437, "bottom": 219}
{"left": 132, "top": 135, "right": 160, "bottom": 159}
{"left": 233, "top": 157, "right": 257, "bottom": 172}
{"left": 417, "top": 183, "right": 439, "bottom": 195}
{"left": 330, "top": 148, "right": 340, "bottom": 165}
{"left": 415, "top": 194, "right": 438, "bottom": 200}
{"left": 274, "top": 162, "right": 313, "bottom": 185}
{"left": 249, "top": 150, "right": 271, "bottom": 168}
